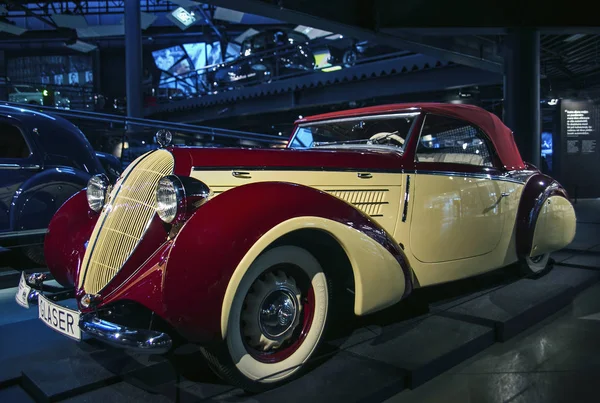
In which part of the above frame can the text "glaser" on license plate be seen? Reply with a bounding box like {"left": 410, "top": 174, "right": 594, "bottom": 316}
{"left": 38, "top": 294, "right": 81, "bottom": 341}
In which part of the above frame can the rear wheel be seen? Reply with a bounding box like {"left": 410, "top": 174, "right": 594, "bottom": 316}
{"left": 342, "top": 49, "right": 358, "bottom": 68}
{"left": 201, "top": 245, "right": 329, "bottom": 392}
{"left": 519, "top": 253, "right": 553, "bottom": 277}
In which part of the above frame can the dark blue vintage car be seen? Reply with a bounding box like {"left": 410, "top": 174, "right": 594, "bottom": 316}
{"left": 0, "top": 105, "right": 121, "bottom": 264}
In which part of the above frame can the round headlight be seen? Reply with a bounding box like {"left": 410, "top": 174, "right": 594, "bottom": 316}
{"left": 87, "top": 174, "right": 109, "bottom": 213}
{"left": 156, "top": 176, "right": 184, "bottom": 223}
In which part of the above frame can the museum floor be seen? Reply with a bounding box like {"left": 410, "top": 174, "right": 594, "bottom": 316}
{"left": 1, "top": 200, "right": 600, "bottom": 403}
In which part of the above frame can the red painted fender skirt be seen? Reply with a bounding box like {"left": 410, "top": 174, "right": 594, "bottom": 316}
{"left": 515, "top": 173, "right": 570, "bottom": 257}
{"left": 44, "top": 190, "right": 99, "bottom": 287}
{"left": 157, "top": 181, "right": 412, "bottom": 343}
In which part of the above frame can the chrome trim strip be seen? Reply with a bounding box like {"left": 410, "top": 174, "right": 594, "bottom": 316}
{"left": 417, "top": 170, "right": 530, "bottom": 184}
{"left": 298, "top": 112, "right": 421, "bottom": 127}
{"left": 191, "top": 166, "right": 534, "bottom": 184}
{"left": 0, "top": 228, "right": 47, "bottom": 239}
{"left": 0, "top": 163, "right": 21, "bottom": 169}
{"left": 79, "top": 313, "right": 172, "bottom": 353}
{"left": 402, "top": 175, "right": 410, "bottom": 222}
{"left": 0, "top": 163, "right": 39, "bottom": 170}
{"left": 193, "top": 166, "right": 405, "bottom": 173}
{"left": 528, "top": 181, "right": 560, "bottom": 229}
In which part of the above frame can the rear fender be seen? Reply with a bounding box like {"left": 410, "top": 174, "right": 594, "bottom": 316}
{"left": 163, "top": 181, "right": 412, "bottom": 342}
{"left": 44, "top": 190, "right": 99, "bottom": 287}
{"left": 515, "top": 174, "right": 575, "bottom": 257}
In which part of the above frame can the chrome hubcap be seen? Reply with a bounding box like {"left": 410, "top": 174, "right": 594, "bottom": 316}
{"left": 259, "top": 289, "right": 298, "bottom": 338}
{"left": 242, "top": 270, "right": 302, "bottom": 351}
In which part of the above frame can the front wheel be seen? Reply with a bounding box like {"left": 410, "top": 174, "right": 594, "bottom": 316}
{"left": 201, "top": 245, "right": 329, "bottom": 392}
{"left": 519, "top": 253, "right": 553, "bottom": 277}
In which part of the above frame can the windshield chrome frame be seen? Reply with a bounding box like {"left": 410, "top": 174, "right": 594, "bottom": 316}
{"left": 288, "top": 112, "right": 422, "bottom": 152}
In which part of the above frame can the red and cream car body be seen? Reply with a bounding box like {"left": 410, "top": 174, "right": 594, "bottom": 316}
{"left": 17, "top": 103, "right": 576, "bottom": 391}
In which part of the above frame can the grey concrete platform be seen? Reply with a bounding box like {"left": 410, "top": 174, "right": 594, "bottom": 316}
{"left": 1, "top": 263, "right": 597, "bottom": 402}
{"left": 346, "top": 315, "right": 495, "bottom": 389}
{"left": 442, "top": 265, "right": 589, "bottom": 341}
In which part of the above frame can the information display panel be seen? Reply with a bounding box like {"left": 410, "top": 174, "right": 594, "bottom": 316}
{"left": 559, "top": 99, "right": 600, "bottom": 198}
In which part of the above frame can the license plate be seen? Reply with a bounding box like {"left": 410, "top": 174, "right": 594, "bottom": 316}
{"left": 15, "top": 272, "right": 31, "bottom": 309}
{"left": 38, "top": 294, "right": 81, "bottom": 341}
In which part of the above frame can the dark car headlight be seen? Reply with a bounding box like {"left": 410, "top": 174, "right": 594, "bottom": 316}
{"left": 87, "top": 174, "right": 110, "bottom": 213}
{"left": 156, "top": 175, "right": 211, "bottom": 224}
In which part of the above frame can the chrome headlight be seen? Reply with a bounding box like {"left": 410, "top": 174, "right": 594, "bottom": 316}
{"left": 156, "top": 175, "right": 211, "bottom": 224}
{"left": 87, "top": 174, "right": 110, "bottom": 213}
{"left": 156, "top": 175, "right": 184, "bottom": 223}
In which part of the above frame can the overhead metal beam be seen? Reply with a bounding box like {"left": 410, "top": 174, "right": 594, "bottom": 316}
{"left": 6, "top": 0, "right": 59, "bottom": 28}
{"left": 200, "top": 0, "right": 503, "bottom": 73}
{"left": 196, "top": 6, "right": 223, "bottom": 39}
{"left": 148, "top": 65, "right": 502, "bottom": 123}
{"left": 381, "top": 28, "right": 509, "bottom": 36}
{"left": 385, "top": 27, "right": 600, "bottom": 35}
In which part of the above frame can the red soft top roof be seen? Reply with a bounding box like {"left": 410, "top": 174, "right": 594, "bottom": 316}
{"left": 295, "top": 103, "right": 525, "bottom": 170}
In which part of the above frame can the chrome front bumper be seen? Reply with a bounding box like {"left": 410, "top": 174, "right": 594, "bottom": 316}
{"left": 79, "top": 313, "right": 172, "bottom": 354}
{"left": 21, "top": 273, "right": 172, "bottom": 354}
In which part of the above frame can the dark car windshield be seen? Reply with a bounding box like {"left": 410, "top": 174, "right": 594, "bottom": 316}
{"left": 288, "top": 112, "right": 419, "bottom": 152}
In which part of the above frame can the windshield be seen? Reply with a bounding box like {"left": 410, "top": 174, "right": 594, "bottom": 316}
{"left": 288, "top": 112, "right": 419, "bottom": 152}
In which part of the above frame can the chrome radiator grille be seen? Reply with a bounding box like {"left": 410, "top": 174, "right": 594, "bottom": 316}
{"left": 79, "top": 150, "right": 174, "bottom": 294}
{"left": 327, "top": 189, "right": 389, "bottom": 217}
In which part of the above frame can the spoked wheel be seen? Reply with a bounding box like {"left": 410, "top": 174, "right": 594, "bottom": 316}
{"left": 519, "top": 252, "right": 553, "bottom": 278}
{"left": 201, "top": 245, "right": 329, "bottom": 392}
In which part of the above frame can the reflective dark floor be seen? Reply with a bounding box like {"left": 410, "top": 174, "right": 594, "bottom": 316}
{"left": 387, "top": 199, "right": 600, "bottom": 403}
{"left": 386, "top": 281, "right": 600, "bottom": 403}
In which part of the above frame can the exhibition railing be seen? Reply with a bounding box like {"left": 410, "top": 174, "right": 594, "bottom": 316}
{"left": 1, "top": 101, "right": 287, "bottom": 166}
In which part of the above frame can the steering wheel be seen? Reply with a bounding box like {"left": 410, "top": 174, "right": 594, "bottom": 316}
{"left": 369, "top": 132, "right": 405, "bottom": 146}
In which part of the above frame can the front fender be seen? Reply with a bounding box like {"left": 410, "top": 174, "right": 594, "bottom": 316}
{"left": 44, "top": 190, "right": 99, "bottom": 287}
{"left": 516, "top": 174, "right": 575, "bottom": 257}
{"left": 163, "top": 181, "right": 412, "bottom": 342}
{"left": 10, "top": 167, "right": 89, "bottom": 232}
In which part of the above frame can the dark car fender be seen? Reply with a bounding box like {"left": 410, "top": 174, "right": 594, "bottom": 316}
{"left": 9, "top": 167, "right": 90, "bottom": 233}
{"left": 161, "top": 181, "right": 413, "bottom": 343}
{"left": 44, "top": 189, "right": 99, "bottom": 287}
{"left": 515, "top": 173, "right": 571, "bottom": 257}
{"left": 95, "top": 151, "right": 122, "bottom": 183}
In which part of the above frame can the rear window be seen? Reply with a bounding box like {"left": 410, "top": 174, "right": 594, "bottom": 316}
{"left": 0, "top": 122, "right": 30, "bottom": 159}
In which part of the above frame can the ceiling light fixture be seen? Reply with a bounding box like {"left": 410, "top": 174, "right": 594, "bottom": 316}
{"left": 166, "top": 7, "right": 197, "bottom": 30}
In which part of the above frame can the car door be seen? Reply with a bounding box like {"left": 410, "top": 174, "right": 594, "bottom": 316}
{"left": 409, "top": 113, "right": 506, "bottom": 263}
{"left": 0, "top": 119, "right": 41, "bottom": 232}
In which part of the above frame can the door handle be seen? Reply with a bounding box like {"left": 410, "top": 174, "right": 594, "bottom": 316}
{"left": 232, "top": 171, "right": 251, "bottom": 179}
{"left": 500, "top": 192, "right": 510, "bottom": 198}
{"left": 357, "top": 172, "right": 372, "bottom": 179}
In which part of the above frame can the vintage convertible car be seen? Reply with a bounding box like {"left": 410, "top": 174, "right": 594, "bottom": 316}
{"left": 0, "top": 104, "right": 121, "bottom": 264}
{"left": 16, "top": 103, "right": 576, "bottom": 391}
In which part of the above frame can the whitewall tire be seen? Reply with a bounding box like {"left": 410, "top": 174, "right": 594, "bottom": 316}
{"left": 520, "top": 253, "right": 553, "bottom": 277}
{"left": 201, "top": 245, "right": 329, "bottom": 392}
